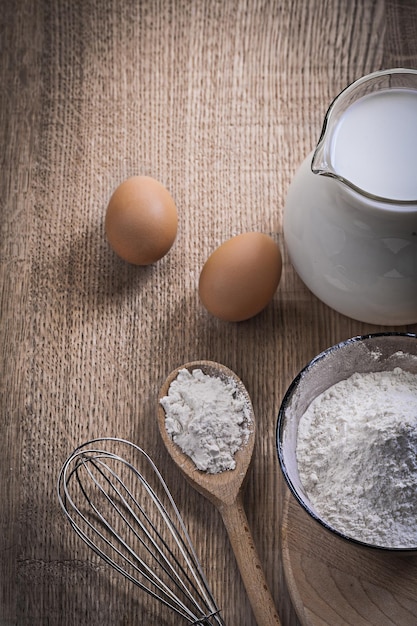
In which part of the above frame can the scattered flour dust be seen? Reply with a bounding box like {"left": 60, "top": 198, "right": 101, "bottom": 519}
{"left": 160, "top": 368, "right": 252, "bottom": 474}
{"left": 296, "top": 367, "right": 417, "bottom": 548}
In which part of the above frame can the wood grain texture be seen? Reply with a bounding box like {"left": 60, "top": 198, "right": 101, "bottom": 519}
{"left": 282, "top": 493, "right": 417, "bottom": 626}
{"left": 1, "top": 1, "right": 416, "bottom": 625}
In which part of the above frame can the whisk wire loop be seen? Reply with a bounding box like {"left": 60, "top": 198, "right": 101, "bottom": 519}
{"left": 78, "top": 456, "right": 189, "bottom": 606}
{"left": 58, "top": 437, "right": 225, "bottom": 626}
{"left": 61, "top": 455, "right": 172, "bottom": 605}
{"left": 62, "top": 451, "right": 214, "bottom": 622}
{"left": 80, "top": 453, "right": 212, "bottom": 617}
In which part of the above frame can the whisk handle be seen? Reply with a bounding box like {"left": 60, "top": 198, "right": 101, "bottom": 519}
{"left": 219, "top": 493, "right": 281, "bottom": 626}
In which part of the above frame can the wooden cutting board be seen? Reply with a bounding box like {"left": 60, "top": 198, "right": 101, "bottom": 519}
{"left": 282, "top": 491, "right": 417, "bottom": 626}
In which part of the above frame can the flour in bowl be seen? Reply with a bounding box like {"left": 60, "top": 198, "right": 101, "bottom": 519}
{"left": 160, "top": 368, "right": 252, "bottom": 474}
{"left": 296, "top": 367, "right": 417, "bottom": 547}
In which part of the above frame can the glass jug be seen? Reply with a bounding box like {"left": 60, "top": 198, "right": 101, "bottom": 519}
{"left": 283, "top": 68, "right": 417, "bottom": 325}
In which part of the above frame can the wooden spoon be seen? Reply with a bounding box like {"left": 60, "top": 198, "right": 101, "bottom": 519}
{"left": 158, "top": 360, "right": 281, "bottom": 626}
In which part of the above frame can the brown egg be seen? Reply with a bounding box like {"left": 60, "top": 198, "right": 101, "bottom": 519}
{"left": 198, "top": 232, "right": 282, "bottom": 322}
{"left": 105, "top": 176, "right": 178, "bottom": 265}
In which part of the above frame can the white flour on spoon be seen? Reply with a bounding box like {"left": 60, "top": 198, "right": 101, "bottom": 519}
{"left": 160, "top": 368, "right": 252, "bottom": 474}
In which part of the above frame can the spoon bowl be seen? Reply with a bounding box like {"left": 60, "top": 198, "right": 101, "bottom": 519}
{"left": 157, "top": 360, "right": 255, "bottom": 506}
{"left": 158, "top": 360, "right": 281, "bottom": 626}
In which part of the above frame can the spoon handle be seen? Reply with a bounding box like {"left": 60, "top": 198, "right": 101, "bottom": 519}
{"left": 219, "top": 492, "right": 281, "bottom": 626}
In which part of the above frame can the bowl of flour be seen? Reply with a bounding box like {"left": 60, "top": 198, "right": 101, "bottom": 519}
{"left": 277, "top": 332, "right": 417, "bottom": 551}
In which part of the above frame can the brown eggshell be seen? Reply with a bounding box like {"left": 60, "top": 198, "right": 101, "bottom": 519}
{"left": 198, "top": 232, "right": 282, "bottom": 321}
{"left": 105, "top": 176, "right": 178, "bottom": 265}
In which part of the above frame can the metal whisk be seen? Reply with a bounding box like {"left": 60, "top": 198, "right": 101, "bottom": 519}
{"left": 57, "top": 437, "right": 225, "bottom": 625}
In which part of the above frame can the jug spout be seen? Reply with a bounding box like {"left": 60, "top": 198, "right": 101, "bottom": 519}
{"left": 311, "top": 127, "right": 333, "bottom": 177}
{"left": 310, "top": 68, "right": 417, "bottom": 205}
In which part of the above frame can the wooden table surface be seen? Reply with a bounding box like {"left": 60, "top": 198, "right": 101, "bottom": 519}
{"left": 2, "top": 1, "right": 417, "bottom": 624}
